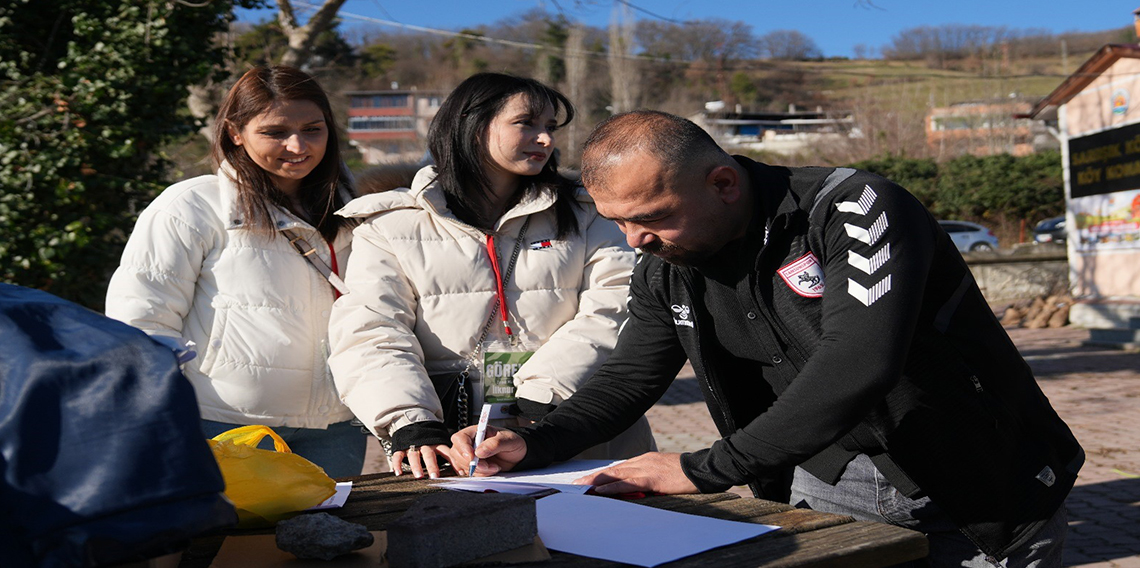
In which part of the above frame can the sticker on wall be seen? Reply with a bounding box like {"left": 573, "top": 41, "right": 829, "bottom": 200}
{"left": 1112, "top": 89, "right": 1129, "bottom": 116}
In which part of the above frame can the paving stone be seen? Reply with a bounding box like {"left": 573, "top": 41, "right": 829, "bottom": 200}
{"left": 275, "top": 513, "right": 373, "bottom": 560}
{"left": 386, "top": 491, "right": 537, "bottom": 568}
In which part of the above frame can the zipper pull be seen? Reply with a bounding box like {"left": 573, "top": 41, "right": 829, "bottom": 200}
{"left": 969, "top": 375, "right": 984, "bottom": 393}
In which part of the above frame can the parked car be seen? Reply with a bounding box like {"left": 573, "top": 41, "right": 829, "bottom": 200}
{"left": 1034, "top": 215, "right": 1067, "bottom": 244}
{"left": 937, "top": 220, "right": 999, "bottom": 252}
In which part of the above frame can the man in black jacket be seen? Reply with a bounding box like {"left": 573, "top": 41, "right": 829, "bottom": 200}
{"left": 452, "top": 111, "right": 1082, "bottom": 566}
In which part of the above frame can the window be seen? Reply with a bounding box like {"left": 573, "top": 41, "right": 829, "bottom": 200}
{"left": 349, "top": 116, "right": 416, "bottom": 131}
{"left": 350, "top": 94, "right": 410, "bottom": 108}
{"left": 372, "top": 94, "right": 409, "bottom": 108}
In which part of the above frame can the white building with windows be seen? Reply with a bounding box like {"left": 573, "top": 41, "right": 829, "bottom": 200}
{"left": 689, "top": 103, "right": 857, "bottom": 156}
{"left": 346, "top": 89, "right": 443, "bottom": 165}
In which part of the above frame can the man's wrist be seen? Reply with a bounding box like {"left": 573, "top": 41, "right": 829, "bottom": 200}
{"left": 680, "top": 449, "right": 737, "bottom": 493}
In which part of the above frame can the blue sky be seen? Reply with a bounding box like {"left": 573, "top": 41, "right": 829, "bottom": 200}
{"left": 239, "top": 1, "right": 1137, "bottom": 58}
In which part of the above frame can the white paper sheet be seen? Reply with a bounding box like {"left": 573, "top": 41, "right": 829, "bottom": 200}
{"left": 535, "top": 493, "right": 779, "bottom": 567}
{"left": 434, "top": 479, "right": 560, "bottom": 495}
{"left": 435, "top": 459, "right": 622, "bottom": 495}
{"left": 307, "top": 481, "right": 352, "bottom": 510}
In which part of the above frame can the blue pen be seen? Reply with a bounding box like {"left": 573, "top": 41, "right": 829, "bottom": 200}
{"left": 469, "top": 404, "right": 492, "bottom": 476}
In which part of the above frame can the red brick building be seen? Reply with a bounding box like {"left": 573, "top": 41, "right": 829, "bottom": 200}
{"left": 346, "top": 90, "right": 443, "bottom": 165}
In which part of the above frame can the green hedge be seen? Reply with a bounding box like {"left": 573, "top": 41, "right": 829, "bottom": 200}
{"left": 850, "top": 151, "right": 1064, "bottom": 243}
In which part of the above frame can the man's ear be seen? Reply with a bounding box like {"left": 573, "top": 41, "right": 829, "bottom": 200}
{"left": 707, "top": 165, "right": 741, "bottom": 204}
{"left": 226, "top": 122, "right": 243, "bottom": 146}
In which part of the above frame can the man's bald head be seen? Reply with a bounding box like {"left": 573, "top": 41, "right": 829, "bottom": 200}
{"left": 580, "top": 111, "right": 732, "bottom": 194}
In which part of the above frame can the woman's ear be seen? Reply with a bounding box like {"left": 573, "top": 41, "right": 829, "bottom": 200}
{"left": 226, "top": 122, "right": 243, "bottom": 146}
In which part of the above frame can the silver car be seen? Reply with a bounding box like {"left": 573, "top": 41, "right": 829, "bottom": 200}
{"left": 937, "top": 220, "right": 999, "bottom": 252}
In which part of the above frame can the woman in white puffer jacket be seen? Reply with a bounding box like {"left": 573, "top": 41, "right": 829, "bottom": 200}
{"left": 106, "top": 67, "right": 366, "bottom": 477}
{"left": 329, "top": 73, "right": 655, "bottom": 479}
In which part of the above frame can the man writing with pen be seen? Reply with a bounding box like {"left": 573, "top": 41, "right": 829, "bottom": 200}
{"left": 451, "top": 110, "right": 1082, "bottom": 568}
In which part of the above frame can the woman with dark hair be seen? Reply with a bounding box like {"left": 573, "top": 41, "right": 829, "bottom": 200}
{"left": 106, "top": 66, "right": 366, "bottom": 477}
{"left": 329, "top": 72, "right": 656, "bottom": 479}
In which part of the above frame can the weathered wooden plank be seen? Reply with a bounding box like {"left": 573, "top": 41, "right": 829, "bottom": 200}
{"left": 634, "top": 492, "right": 740, "bottom": 510}
{"left": 751, "top": 508, "right": 856, "bottom": 535}
{"left": 178, "top": 476, "right": 925, "bottom": 568}
{"left": 656, "top": 497, "right": 796, "bottom": 522}
{"left": 660, "top": 520, "right": 927, "bottom": 568}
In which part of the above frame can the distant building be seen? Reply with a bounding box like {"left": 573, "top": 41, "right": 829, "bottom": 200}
{"left": 1028, "top": 43, "right": 1140, "bottom": 340}
{"left": 689, "top": 103, "right": 857, "bottom": 156}
{"left": 346, "top": 89, "right": 444, "bottom": 165}
{"left": 925, "top": 98, "right": 1056, "bottom": 157}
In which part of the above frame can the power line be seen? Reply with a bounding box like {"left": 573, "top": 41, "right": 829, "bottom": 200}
{"left": 289, "top": 1, "right": 1097, "bottom": 84}
{"left": 293, "top": 0, "right": 558, "bottom": 51}
{"left": 614, "top": 0, "right": 682, "bottom": 24}
{"left": 366, "top": 0, "right": 398, "bottom": 22}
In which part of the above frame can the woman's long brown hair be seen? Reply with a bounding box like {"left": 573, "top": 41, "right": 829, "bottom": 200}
{"left": 211, "top": 66, "right": 354, "bottom": 243}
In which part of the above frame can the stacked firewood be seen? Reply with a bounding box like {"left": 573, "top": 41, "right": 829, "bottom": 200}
{"left": 1000, "top": 294, "right": 1073, "bottom": 328}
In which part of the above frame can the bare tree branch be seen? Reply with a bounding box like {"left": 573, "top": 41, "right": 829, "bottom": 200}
{"left": 279, "top": 0, "right": 348, "bottom": 68}
{"left": 277, "top": 0, "right": 300, "bottom": 32}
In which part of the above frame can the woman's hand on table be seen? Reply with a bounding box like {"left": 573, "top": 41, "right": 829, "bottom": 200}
{"left": 390, "top": 443, "right": 452, "bottom": 479}
{"left": 572, "top": 452, "right": 699, "bottom": 495}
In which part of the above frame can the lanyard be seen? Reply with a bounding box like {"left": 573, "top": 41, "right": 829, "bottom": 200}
{"left": 482, "top": 217, "right": 530, "bottom": 343}
{"left": 328, "top": 241, "right": 340, "bottom": 300}
{"left": 283, "top": 228, "right": 348, "bottom": 299}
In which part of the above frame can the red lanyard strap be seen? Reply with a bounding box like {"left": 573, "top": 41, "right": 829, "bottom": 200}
{"left": 282, "top": 228, "right": 348, "bottom": 299}
{"left": 328, "top": 241, "right": 341, "bottom": 300}
{"left": 483, "top": 217, "right": 530, "bottom": 341}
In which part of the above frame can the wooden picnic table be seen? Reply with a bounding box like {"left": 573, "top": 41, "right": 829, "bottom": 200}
{"left": 179, "top": 472, "right": 927, "bottom": 567}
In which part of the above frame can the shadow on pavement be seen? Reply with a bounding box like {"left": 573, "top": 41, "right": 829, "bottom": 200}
{"left": 1022, "top": 346, "right": 1140, "bottom": 378}
{"left": 1063, "top": 476, "right": 1140, "bottom": 565}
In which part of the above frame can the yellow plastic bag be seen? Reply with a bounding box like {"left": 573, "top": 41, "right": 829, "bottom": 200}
{"left": 208, "top": 425, "right": 336, "bottom": 527}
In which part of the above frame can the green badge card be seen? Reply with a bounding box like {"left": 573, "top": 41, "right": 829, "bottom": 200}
{"left": 482, "top": 350, "right": 535, "bottom": 418}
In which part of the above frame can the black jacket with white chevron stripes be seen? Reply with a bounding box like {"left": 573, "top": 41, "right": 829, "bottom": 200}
{"left": 515, "top": 156, "right": 1083, "bottom": 559}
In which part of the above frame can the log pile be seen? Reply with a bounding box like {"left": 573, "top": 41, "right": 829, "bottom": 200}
{"left": 1000, "top": 294, "right": 1073, "bottom": 328}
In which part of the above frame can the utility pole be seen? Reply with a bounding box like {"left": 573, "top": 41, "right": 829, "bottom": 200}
{"left": 608, "top": 1, "right": 638, "bottom": 115}
{"left": 1061, "top": 39, "right": 1068, "bottom": 76}
{"left": 565, "top": 24, "right": 587, "bottom": 166}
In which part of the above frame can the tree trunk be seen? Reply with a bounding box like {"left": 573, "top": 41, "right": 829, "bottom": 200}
{"left": 608, "top": 1, "right": 639, "bottom": 115}
{"left": 564, "top": 24, "right": 586, "bottom": 167}
{"left": 277, "top": 0, "right": 348, "bottom": 69}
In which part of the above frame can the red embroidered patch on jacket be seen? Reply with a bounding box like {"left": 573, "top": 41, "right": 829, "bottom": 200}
{"left": 777, "top": 253, "right": 826, "bottom": 298}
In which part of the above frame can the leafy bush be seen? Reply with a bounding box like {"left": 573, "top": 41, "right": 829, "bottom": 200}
{"left": 848, "top": 156, "right": 940, "bottom": 207}
{"left": 847, "top": 151, "right": 1064, "bottom": 245}
{"left": 0, "top": 0, "right": 260, "bottom": 309}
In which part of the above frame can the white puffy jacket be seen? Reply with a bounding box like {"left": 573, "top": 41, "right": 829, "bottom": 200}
{"left": 105, "top": 168, "right": 354, "bottom": 428}
{"left": 329, "top": 166, "right": 655, "bottom": 458}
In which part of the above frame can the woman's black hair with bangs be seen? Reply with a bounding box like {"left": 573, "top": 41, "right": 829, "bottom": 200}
{"left": 427, "top": 72, "right": 579, "bottom": 237}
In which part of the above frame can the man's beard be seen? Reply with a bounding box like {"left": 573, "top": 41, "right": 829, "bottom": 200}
{"left": 640, "top": 240, "right": 708, "bottom": 267}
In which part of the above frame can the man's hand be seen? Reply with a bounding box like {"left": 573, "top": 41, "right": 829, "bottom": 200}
{"left": 572, "top": 452, "right": 699, "bottom": 495}
{"left": 450, "top": 424, "right": 528, "bottom": 476}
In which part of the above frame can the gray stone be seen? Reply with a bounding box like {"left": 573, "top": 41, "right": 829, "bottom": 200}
{"left": 275, "top": 512, "right": 374, "bottom": 560}
{"left": 386, "top": 491, "right": 537, "bottom": 568}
